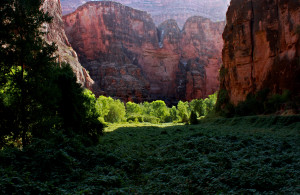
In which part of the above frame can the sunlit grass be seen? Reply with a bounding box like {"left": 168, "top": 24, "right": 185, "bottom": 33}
{"left": 104, "top": 122, "right": 185, "bottom": 132}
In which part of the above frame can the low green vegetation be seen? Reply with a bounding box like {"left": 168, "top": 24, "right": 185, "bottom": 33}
{"left": 0, "top": 116, "right": 299, "bottom": 193}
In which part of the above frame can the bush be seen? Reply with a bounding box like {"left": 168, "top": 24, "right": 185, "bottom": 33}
{"left": 150, "top": 100, "right": 170, "bottom": 122}
{"left": 140, "top": 102, "right": 153, "bottom": 115}
{"left": 142, "top": 115, "right": 160, "bottom": 124}
{"left": 127, "top": 114, "right": 144, "bottom": 123}
{"left": 177, "top": 101, "right": 190, "bottom": 123}
{"left": 95, "top": 96, "right": 113, "bottom": 120}
{"left": 190, "top": 99, "right": 205, "bottom": 117}
{"left": 96, "top": 97, "right": 126, "bottom": 123}
{"left": 105, "top": 100, "right": 126, "bottom": 123}
{"left": 169, "top": 106, "right": 180, "bottom": 122}
{"left": 126, "top": 102, "right": 142, "bottom": 117}
{"left": 204, "top": 93, "right": 217, "bottom": 115}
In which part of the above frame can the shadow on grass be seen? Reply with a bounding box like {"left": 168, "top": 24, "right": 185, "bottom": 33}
{"left": 96, "top": 115, "right": 300, "bottom": 194}
{"left": 103, "top": 115, "right": 300, "bottom": 141}
{"left": 1, "top": 116, "right": 299, "bottom": 194}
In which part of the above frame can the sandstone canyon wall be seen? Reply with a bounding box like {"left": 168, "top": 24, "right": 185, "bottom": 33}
{"left": 63, "top": 1, "right": 224, "bottom": 103}
{"left": 221, "top": 0, "right": 300, "bottom": 105}
{"left": 42, "top": 0, "right": 93, "bottom": 88}
{"left": 60, "top": 0, "right": 229, "bottom": 29}
{"left": 180, "top": 16, "right": 224, "bottom": 100}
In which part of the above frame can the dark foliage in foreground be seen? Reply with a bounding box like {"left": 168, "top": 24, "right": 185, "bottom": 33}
{"left": 0, "top": 0, "right": 103, "bottom": 147}
{"left": 0, "top": 116, "right": 299, "bottom": 194}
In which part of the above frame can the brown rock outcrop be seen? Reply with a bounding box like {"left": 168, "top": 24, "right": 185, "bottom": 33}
{"left": 221, "top": 0, "right": 300, "bottom": 105}
{"left": 60, "top": 0, "right": 230, "bottom": 29}
{"left": 42, "top": 0, "right": 94, "bottom": 89}
{"left": 63, "top": 1, "right": 224, "bottom": 103}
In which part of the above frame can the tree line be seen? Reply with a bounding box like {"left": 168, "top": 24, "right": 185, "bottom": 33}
{"left": 88, "top": 92, "right": 217, "bottom": 124}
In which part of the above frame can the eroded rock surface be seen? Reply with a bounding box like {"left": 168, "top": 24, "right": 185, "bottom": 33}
{"left": 180, "top": 17, "right": 224, "bottom": 100}
{"left": 88, "top": 62, "right": 150, "bottom": 102}
{"left": 61, "top": 0, "right": 229, "bottom": 29}
{"left": 221, "top": 0, "right": 300, "bottom": 105}
{"left": 43, "top": 0, "right": 94, "bottom": 88}
{"left": 63, "top": 1, "right": 224, "bottom": 103}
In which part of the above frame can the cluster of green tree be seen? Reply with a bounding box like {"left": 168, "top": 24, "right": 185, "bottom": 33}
{"left": 0, "top": 0, "right": 102, "bottom": 148}
{"left": 94, "top": 93, "right": 218, "bottom": 124}
{"left": 216, "top": 88, "right": 298, "bottom": 117}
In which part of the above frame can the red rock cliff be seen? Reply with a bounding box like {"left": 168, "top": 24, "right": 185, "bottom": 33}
{"left": 42, "top": 0, "right": 93, "bottom": 88}
{"left": 63, "top": 1, "right": 224, "bottom": 103}
{"left": 221, "top": 0, "right": 300, "bottom": 105}
{"left": 61, "top": 0, "right": 229, "bottom": 29}
{"left": 180, "top": 17, "right": 224, "bottom": 100}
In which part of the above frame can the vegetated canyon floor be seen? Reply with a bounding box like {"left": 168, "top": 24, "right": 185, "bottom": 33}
{"left": 99, "top": 115, "right": 300, "bottom": 193}
{"left": 1, "top": 115, "right": 299, "bottom": 194}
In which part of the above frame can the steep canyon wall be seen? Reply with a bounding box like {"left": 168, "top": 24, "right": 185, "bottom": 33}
{"left": 43, "top": 0, "right": 94, "bottom": 88}
{"left": 221, "top": 0, "right": 300, "bottom": 105}
{"left": 63, "top": 1, "right": 224, "bottom": 103}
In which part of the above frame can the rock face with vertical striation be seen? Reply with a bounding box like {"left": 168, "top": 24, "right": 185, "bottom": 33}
{"left": 42, "top": 0, "right": 94, "bottom": 89}
{"left": 180, "top": 16, "right": 224, "bottom": 100}
{"left": 63, "top": 1, "right": 225, "bottom": 103}
{"left": 60, "top": 0, "right": 230, "bottom": 29}
{"left": 63, "top": 1, "right": 156, "bottom": 102}
{"left": 221, "top": 0, "right": 300, "bottom": 105}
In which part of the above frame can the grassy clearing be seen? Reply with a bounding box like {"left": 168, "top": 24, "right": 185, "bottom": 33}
{"left": 99, "top": 115, "right": 300, "bottom": 193}
{"left": 104, "top": 122, "right": 184, "bottom": 132}
{"left": 0, "top": 115, "right": 299, "bottom": 194}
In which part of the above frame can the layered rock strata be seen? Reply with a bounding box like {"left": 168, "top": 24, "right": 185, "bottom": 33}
{"left": 63, "top": 1, "right": 225, "bottom": 103}
{"left": 60, "top": 0, "right": 230, "bottom": 29}
{"left": 221, "top": 0, "right": 300, "bottom": 105}
{"left": 43, "top": 0, "right": 94, "bottom": 88}
{"left": 90, "top": 63, "right": 150, "bottom": 102}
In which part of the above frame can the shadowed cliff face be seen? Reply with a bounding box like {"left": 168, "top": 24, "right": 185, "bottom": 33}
{"left": 63, "top": 1, "right": 224, "bottom": 103}
{"left": 180, "top": 17, "right": 224, "bottom": 100}
{"left": 221, "top": 0, "right": 300, "bottom": 105}
{"left": 61, "top": 0, "right": 229, "bottom": 29}
{"left": 42, "top": 0, "right": 94, "bottom": 89}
